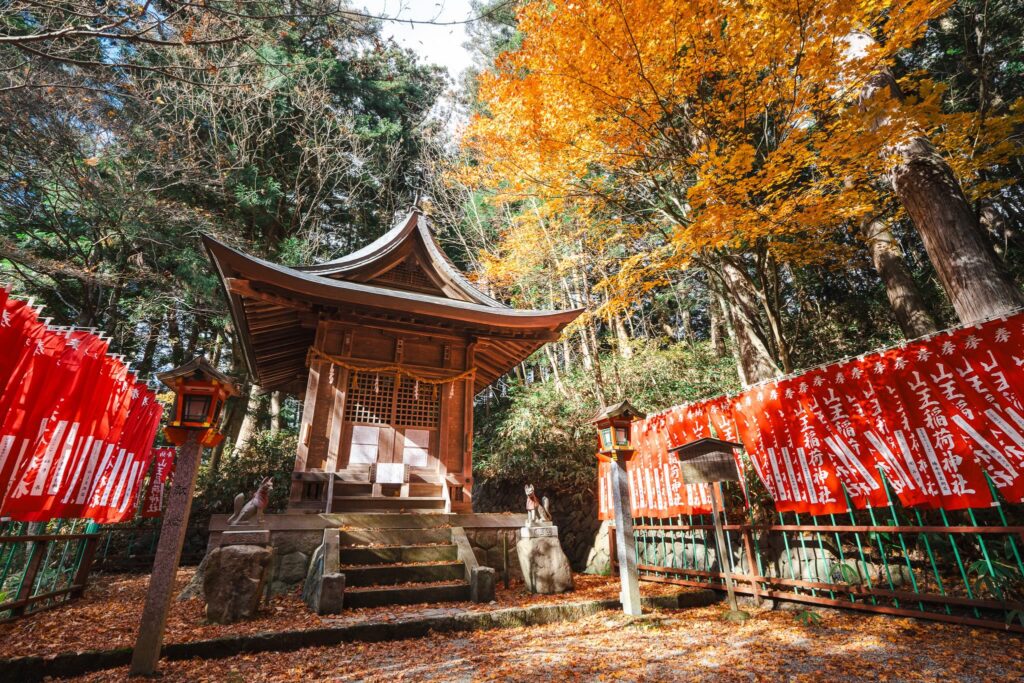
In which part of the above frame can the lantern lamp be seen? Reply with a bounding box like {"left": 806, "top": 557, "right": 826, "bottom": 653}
{"left": 157, "top": 356, "right": 239, "bottom": 446}
{"left": 591, "top": 400, "right": 646, "bottom": 462}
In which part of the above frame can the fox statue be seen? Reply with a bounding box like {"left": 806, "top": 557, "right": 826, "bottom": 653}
{"left": 525, "top": 483, "right": 553, "bottom": 525}
{"left": 227, "top": 477, "right": 273, "bottom": 526}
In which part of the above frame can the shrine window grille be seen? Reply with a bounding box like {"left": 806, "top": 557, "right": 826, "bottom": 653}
{"left": 343, "top": 371, "right": 440, "bottom": 429}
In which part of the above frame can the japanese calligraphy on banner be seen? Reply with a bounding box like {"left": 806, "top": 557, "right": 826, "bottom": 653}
{"left": 599, "top": 310, "right": 1024, "bottom": 519}
{"left": 141, "top": 447, "right": 177, "bottom": 518}
{"left": 0, "top": 289, "right": 164, "bottom": 523}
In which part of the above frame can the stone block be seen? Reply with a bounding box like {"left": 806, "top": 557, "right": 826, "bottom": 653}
{"left": 517, "top": 535, "right": 574, "bottom": 594}
{"left": 203, "top": 544, "right": 273, "bottom": 624}
{"left": 470, "top": 566, "right": 496, "bottom": 602}
{"left": 218, "top": 529, "right": 271, "bottom": 547}
{"left": 473, "top": 529, "right": 498, "bottom": 550}
{"left": 318, "top": 573, "right": 346, "bottom": 614}
{"left": 473, "top": 546, "right": 487, "bottom": 566}
{"left": 278, "top": 551, "right": 310, "bottom": 584}
{"left": 486, "top": 545, "right": 507, "bottom": 571}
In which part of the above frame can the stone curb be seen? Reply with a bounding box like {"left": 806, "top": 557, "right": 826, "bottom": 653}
{"left": 2, "top": 590, "right": 719, "bottom": 681}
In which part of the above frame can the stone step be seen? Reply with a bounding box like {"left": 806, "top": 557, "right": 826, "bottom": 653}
{"left": 342, "top": 561, "right": 465, "bottom": 587}
{"left": 330, "top": 496, "right": 446, "bottom": 513}
{"left": 339, "top": 527, "right": 452, "bottom": 546}
{"left": 339, "top": 543, "right": 459, "bottom": 565}
{"left": 343, "top": 581, "right": 471, "bottom": 608}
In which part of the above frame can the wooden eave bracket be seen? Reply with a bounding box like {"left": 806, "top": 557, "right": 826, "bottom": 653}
{"left": 225, "top": 277, "right": 312, "bottom": 312}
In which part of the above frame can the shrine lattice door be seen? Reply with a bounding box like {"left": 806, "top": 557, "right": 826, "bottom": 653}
{"left": 340, "top": 372, "right": 440, "bottom": 471}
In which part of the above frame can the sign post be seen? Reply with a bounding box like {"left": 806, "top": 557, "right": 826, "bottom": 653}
{"left": 129, "top": 430, "right": 201, "bottom": 675}
{"left": 129, "top": 356, "right": 237, "bottom": 676}
{"left": 671, "top": 437, "right": 750, "bottom": 622}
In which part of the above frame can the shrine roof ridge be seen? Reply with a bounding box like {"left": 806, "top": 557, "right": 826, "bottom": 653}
{"left": 202, "top": 234, "right": 583, "bottom": 328}
{"left": 294, "top": 211, "right": 506, "bottom": 309}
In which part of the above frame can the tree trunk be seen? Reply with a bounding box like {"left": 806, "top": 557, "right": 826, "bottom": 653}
{"left": 890, "top": 137, "right": 1024, "bottom": 323}
{"left": 851, "top": 31, "right": 1024, "bottom": 325}
{"left": 862, "top": 215, "right": 938, "bottom": 338}
{"left": 543, "top": 345, "right": 568, "bottom": 397}
{"left": 166, "top": 307, "right": 184, "bottom": 367}
{"left": 233, "top": 389, "right": 262, "bottom": 456}
{"left": 136, "top": 317, "right": 163, "bottom": 377}
{"left": 710, "top": 297, "right": 728, "bottom": 358}
{"left": 269, "top": 391, "right": 282, "bottom": 435}
{"left": 613, "top": 314, "right": 632, "bottom": 359}
{"left": 718, "top": 260, "right": 781, "bottom": 385}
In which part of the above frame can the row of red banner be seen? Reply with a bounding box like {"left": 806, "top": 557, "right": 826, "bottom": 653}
{"left": 599, "top": 310, "right": 1024, "bottom": 518}
{"left": 0, "top": 289, "right": 165, "bottom": 523}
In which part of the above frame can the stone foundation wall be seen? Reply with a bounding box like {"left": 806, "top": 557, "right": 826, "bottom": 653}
{"left": 464, "top": 527, "right": 524, "bottom": 582}
{"left": 198, "top": 528, "right": 322, "bottom": 597}
{"left": 472, "top": 479, "right": 603, "bottom": 572}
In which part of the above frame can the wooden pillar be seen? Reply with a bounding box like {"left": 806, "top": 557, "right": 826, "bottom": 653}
{"left": 462, "top": 339, "right": 477, "bottom": 505}
{"left": 325, "top": 367, "right": 349, "bottom": 472}
{"left": 130, "top": 431, "right": 202, "bottom": 676}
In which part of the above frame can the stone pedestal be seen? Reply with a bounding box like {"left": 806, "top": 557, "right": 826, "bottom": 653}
{"left": 516, "top": 525, "right": 574, "bottom": 594}
{"left": 203, "top": 544, "right": 274, "bottom": 624}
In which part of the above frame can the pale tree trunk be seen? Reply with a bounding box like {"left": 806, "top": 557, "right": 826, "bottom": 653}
{"left": 718, "top": 260, "right": 781, "bottom": 385}
{"left": 269, "top": 391, "right": 282, "bottom": 435}
{"left": 543, "top": 345, "right": 568, "bottom": 397}
{"left": 890, "top": 137, "right": 1024, "bottom": 322}
{"left": 233, "top": 389, "right": 262, "bottom": 455}
{"left": 862, "top": 215, "right": 938, "bottom": 338}
{"left": 613, "top": 314, "right": 633, "bottom": 359}
{"left": 710, "top": 297, "right": 728, "bottom": 358}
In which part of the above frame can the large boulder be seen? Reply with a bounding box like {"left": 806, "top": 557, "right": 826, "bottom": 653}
{"left": 517, "top": 535, "right": 574, "bottom": 594}
{"left": 203, "top": 544, "right": 273, "bottom": 624}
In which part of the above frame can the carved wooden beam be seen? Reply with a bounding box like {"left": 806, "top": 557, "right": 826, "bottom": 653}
{"left": 226, "top": 278, "right": 312, "bottom": 312}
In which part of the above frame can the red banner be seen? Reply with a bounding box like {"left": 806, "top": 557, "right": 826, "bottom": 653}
{"left": 600, "top": 310, "right": 1024, "bottom": 518}
{"left": 0, "top": 291, "right": 163, "bottom": 523}
{"left": 141, "top": 447, "right": 177, "bottom": 517}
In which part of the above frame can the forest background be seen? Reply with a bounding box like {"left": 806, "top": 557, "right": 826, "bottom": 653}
{"left": 2, "top": 0, "right": 1023, "bottom": 519}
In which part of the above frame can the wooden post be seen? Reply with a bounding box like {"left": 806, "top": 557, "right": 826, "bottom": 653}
{"left": 130, "top": 430, "right": 202, "bottom": 676}
{"left": 710, "top": 482, "right": 738, "bottom": 610}
{"left": 740, "top": 523, "right": 763, "bottom": 606}
{"left": 70, "top": 528, "right": 100, "bottom": 599}
{"left": 610, "top": 458, "right": 641, "bottom": 616}
{"left": 11, "top": 536, "right": 47, "bottom": 617}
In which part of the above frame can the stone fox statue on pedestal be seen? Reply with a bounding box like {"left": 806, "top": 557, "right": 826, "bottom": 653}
{"left": 228, "top": 477, "right": 273, "bottom": 526}
{"left": 525, "top": 484, "right": 552, "bottom": 525}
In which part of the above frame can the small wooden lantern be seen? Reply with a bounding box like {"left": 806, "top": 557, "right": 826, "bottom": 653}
{"left": 157, "top": 356, "right": 239, "bottom": 447}
{"left": 591, "top": 400, "right": 646, "bottom": 462}
{"left": 670, "top": 437, "right": 742, "bottom": 483}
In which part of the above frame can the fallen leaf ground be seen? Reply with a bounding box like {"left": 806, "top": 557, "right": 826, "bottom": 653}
{"left": 0, "top": 569, "right": 677, "bottom": 660}
{"left": 5, "top": 571, "right": 1023, "bottom": 682}
{"left": 62, "top": 604, "right": 1024, "bottom": 683}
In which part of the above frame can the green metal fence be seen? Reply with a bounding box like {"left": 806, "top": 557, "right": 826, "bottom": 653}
{"left": 615, "top": 473, "right": 1024, "bottom": 632}
{"left": 0, "top": 520, "right": 100, "bottom": 620}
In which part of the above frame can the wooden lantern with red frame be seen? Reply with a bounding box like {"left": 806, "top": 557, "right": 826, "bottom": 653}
{"left": 591, "top": 400, "right": 646, "bottom": 463}
{"left": 157, "top": 356, "right": 239, "bottom": 447}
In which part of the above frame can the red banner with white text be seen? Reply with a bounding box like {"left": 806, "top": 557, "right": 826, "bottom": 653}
{"left": 599, "top": 310, "right": 1024, "bottom": 519}
{"left": 141, "top": 447, "right": 177, "bottom": 518}
{"left": 0, "top": 289, "right": 164, "bottom": 523}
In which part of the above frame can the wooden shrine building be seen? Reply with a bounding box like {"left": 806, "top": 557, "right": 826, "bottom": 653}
{"left": 204, "top": 211, "right": 581, "bottom": 514}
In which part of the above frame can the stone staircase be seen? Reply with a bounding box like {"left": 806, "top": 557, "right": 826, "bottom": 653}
{"left": 338, "top": 526, "right": 470, "bottom": 608}
{"left": 305, "top": 516, "right": 494, "bottom": 613}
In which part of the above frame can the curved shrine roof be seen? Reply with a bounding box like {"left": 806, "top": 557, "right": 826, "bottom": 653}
{"left": 204, "top": 211, "right": 582, "bottom": 393}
